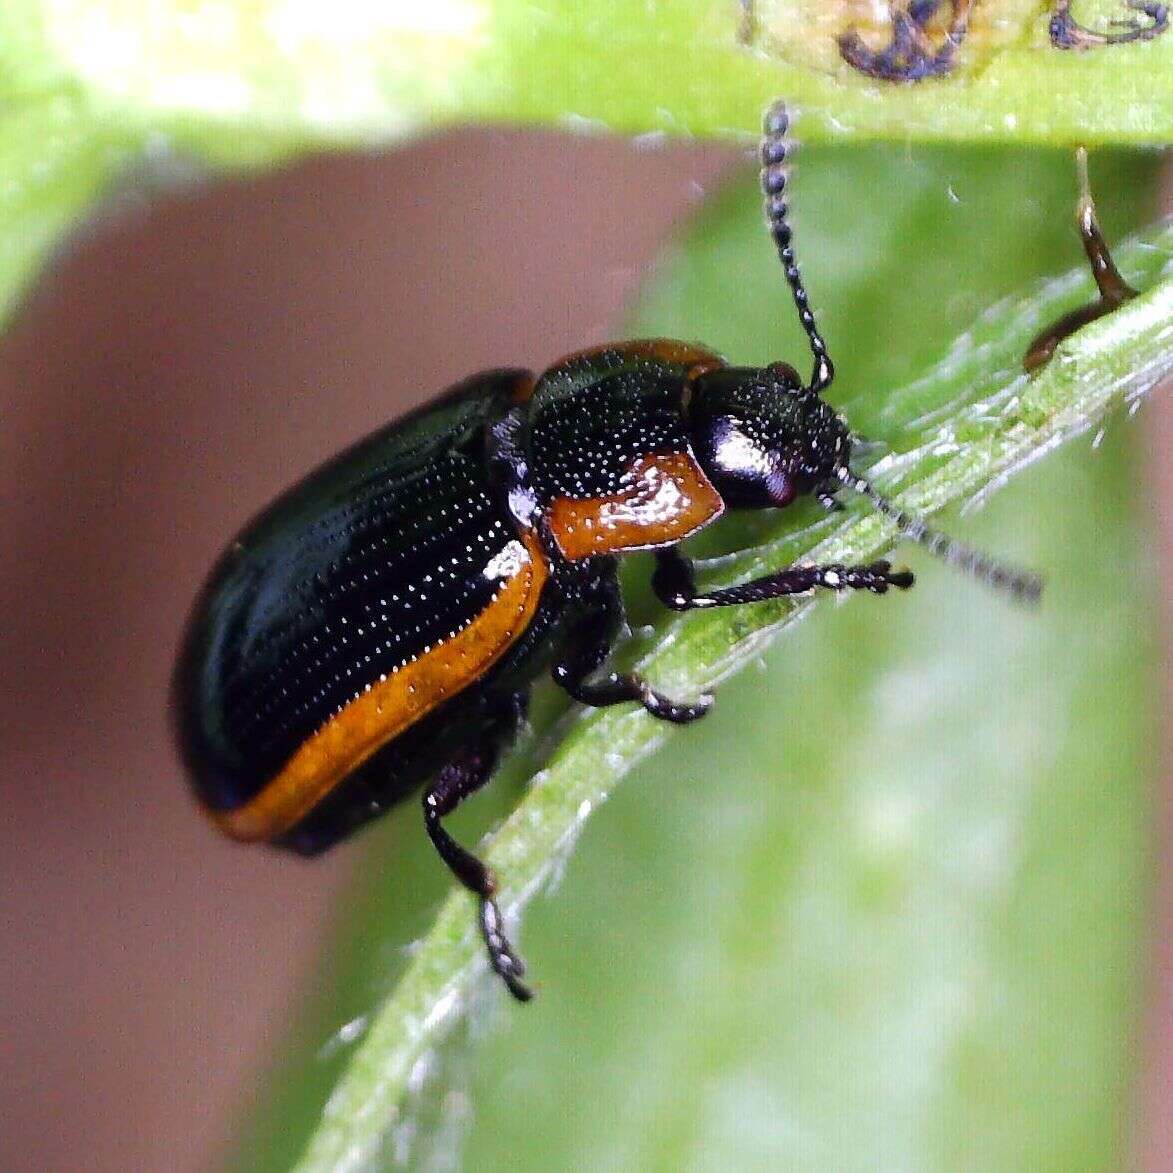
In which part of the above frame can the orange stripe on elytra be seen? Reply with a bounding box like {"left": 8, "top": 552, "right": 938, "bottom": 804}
{"left": 547, "top": 452, "right": 724, "bottom": 561}
{"left": 212, "top": 530, "right": 549, "bottom": 842}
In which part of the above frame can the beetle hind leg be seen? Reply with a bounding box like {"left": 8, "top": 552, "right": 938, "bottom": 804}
{"left": 423, "top": 743, "right": 532, "bottom": 1001}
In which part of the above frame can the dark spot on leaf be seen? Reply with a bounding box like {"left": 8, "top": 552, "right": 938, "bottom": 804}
{"left": 838, "top": 0, "right": 975, "bottom": 82}
{"left": 1048, "top": 0, "right": 1168, "bottom": 49}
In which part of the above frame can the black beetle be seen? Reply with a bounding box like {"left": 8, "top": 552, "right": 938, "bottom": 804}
{"left": 174, "top": 103, "right": 1040, "bottom": 1001}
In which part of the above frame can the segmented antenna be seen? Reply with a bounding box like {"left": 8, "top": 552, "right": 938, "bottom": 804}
{"left": 760, "top": 101, "right": 834, "bottom": 394}
{"left": 836, "top": 466, "right": 1044, "bottom": 604}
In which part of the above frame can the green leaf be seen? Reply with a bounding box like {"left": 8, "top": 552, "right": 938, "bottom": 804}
{"left": 0, "top": 2, "right": 1168, "bottom": 359}
{"left": 235, "top": 147, "right": 1168, "bottom": 1171}
{"left": 10, "top": 1, "right": 1173, "bottom": 152}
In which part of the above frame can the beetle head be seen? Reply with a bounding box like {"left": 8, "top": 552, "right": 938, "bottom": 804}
{"left": 683, "top": 100, "right": 1042, "bottom": 605}
{"left": 688, "top": 362, "right": 850, "bottom": 510}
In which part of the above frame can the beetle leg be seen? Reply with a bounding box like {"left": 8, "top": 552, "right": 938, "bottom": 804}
{"left": 423, "top": 743, "right": 532, "bottom": 1002}
{"left": 652, "top": 546, "right": 914, "bottom": 610}
{"left": 552, "top": 584, "right": 711, "bottom": 723}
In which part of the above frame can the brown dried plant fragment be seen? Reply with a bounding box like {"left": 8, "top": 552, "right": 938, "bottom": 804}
{"left": 1024, "top": 148, "right": 1138, "bottom": 373}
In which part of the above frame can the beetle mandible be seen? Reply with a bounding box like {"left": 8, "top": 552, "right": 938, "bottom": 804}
{"left": 174, "top": 103, "right": 1040, "bottom": 1001}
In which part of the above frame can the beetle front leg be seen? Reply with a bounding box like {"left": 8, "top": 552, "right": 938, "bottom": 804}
{"left": 423, "top": 743, "right": 531, "bottom": 1001}
{"left": 652, "top": 546, "right": 914, "bottom": 610}
{"left": 552, "top": 586, "right": 711, "bottom": 724}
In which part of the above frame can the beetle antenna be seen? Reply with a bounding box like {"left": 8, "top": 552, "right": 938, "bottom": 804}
{"left": 760, "top": 101, "right": 835, "bottom": 395}
{"left": 836, "top": 466, "right": 1044, "bottom": 604}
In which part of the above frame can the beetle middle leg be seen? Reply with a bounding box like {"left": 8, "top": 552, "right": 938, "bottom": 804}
{"left": 423, "top": 740, "right": 531, "bottom": 1001}
{"left": 552, "top": 575, "right": 711, "bottom": 723}
{"left": 651, "top": 545, "right": 914, "bottom": 610}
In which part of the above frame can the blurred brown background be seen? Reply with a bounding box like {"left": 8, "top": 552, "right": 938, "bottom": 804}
{"left": 0, "top": 132, "right": 1168, "bottom": 1171}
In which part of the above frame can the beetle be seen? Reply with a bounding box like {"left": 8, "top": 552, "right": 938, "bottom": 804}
{"left": 174, "top": 102, "right": 1040, "bottom": 1001}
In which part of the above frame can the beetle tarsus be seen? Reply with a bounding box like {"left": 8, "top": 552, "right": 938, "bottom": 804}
{"left": 638, "top": 682, "right": 713, "bottom": 724}
{"left": 652, "top": 547, "right": 915, "bottom": 611}
{"left": 848, "top": 560, "right": 916, "bottom": 593}
{"left": 480, "top": 895, "right": 532, "bottom": 1002}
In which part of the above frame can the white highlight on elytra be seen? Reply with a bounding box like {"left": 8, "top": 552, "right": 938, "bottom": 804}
{"left": 483, "top": 539, "right": 528, "bottom": 583}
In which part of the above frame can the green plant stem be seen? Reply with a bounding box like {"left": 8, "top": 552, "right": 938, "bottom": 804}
{"left": 291, "top": 221, "right": 1172, "bottom": 1173}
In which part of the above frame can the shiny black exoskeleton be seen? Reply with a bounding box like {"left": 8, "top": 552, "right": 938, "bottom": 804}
{"left": 175, "top": 102, "right": 1039, "bottom": 1001}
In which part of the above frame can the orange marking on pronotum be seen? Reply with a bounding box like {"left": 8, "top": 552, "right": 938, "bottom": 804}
{"left": 549, "top": 339, "right": 726, "bottom": 381}
{"left": 613, "top": 339, "right": 726, "bottom": 377}
{"left": 212, "top": 530, "right": 549, "bottom": 842}
{"left": 547, "top": 452, "right": 725, "bottom": 561}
